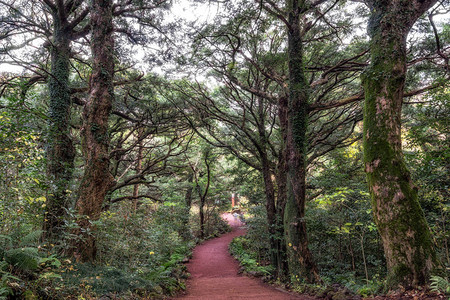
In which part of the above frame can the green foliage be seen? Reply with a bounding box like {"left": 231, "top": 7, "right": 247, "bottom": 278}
{"left": 0, "top": 260, "right": 16, "bottom": 299}
{"left": 229, "top": 236, "right": 273, "bottom": 277}
{"left": 430, "top": 275, "right": 450, "bottom": 294}
{"left": 60, "top": 263, "right": 156, "bottom": 296}
{"left": 70, "top": 200, "right": 195, "bottom": 298}
{"left": 4, "top": 248, "right": 40, "bottom": 271}
{"left": 0, "top": 95, "right": 47, "bottom": 234}
{"left": 403, "top": 88, "right": 450, "bottom": 268}
{"left": 244, "top": 205, "right": 271, "bottom": 263}
{"left": 0, "top": 229, "right": 66, "bottom": 299}
{"left": 0, "top": 230, "right": 44, "bottom": 272}
{"left": 307, "top": 145, "right": 385, "bottom": 284}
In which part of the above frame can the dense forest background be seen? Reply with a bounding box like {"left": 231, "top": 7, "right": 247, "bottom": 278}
{"left": 0, "top": 0, "right": 449, "bottom": 299}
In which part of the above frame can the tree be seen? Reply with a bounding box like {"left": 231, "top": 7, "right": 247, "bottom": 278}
{"left": 74, "top": 0, "right": 115, "bottom": 262}
{"left": 0, "top": 0, "right": 90, "bottom": 242}
{"left": 107, "top": 75, "right": 191, "bottom": 207}
{"left": 43, "top": 0, "right": 88, "bottom": 243}
{"left": 173, "top": 0, "right": 367, "bottom": 280}
{"left": 362, "top": 0, "right": 440, "bottom": 289}
{"left": 71, "top": 0, "right": 171, "bottom": 261}
{"left": 283, "top": 0, "right": 320, "bottom": 283}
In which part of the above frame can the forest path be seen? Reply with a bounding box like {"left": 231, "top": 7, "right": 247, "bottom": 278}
{"left": 173, "top": 213, "right": 312, "bottom": 300}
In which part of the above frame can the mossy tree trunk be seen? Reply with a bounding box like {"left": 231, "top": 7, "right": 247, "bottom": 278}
{"left": 284, "top": 0, "right": 320, "bottom": 283}
{"left": 362, "top": 0, "right": 438, "bottom": 289}
{"left": 43, "top": 6, "right": 75, "bottom": 243}
{"left": 75, "top": 0, "right": 115, "bottom": 262}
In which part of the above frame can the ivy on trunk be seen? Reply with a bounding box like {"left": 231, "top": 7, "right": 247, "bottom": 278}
{"left": 43, "top": 6, "right": 75, "bottom": 243}
{"left": 284, "top": 0, "right": 320, "bottom": 283}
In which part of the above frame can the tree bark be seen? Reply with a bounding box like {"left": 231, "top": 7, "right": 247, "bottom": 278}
{"left": 43, "top": 6, "right": 75, "bottom": 242}
{"left": 284, "top": 0, "right": 320, "bottom": 283}
{"left": 74, "top": 0, "right": 115, "bottom": 262}
{"left": 363, "top": 0, "right": 439, "bottom": 289}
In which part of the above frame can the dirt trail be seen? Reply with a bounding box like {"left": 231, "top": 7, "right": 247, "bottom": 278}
{"left": 174, "top": 213, "right": 312, "bottom": 300}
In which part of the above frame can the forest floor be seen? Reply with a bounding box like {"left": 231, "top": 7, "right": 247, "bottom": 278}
{"left": 173, "top": 213, "right": 313, "bottom": 300}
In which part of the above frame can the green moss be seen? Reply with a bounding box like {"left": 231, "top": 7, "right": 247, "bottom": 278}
{"left": 362, "top": 4, "right": 438, "bottom": 290}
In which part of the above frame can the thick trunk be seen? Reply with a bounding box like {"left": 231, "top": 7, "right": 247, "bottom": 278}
{"left": 363, "top": 0, "right": 438, "bottom": 289}
{"left": 284, "top": 0, "right": 320, "bottom": 283}
{"left": 43, "top": 13, "right": 75, "bottom": 242}
{"left": 75, "top": 0, "right": 115, "bottom": 262}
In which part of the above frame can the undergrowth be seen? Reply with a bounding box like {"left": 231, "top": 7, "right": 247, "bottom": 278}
{"left": 0, "top": 200, "right": 232, "bottom": 299}
{"left": 229, "top": 236, "right": 273, "bottom": 277}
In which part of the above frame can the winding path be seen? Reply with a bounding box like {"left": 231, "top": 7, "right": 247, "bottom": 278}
{"left": 174, "top": 213, "right": 313, "bottom": 300}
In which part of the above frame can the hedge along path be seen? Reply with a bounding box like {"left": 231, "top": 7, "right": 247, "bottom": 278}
{"left": 174, "top": 213, "right": 313, "bottom": 300}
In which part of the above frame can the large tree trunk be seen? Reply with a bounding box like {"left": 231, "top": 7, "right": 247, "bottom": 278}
{"left": 43, "top": 10, "right": 75, "bottom": 242}
{"left": 284, "top": 0, "right": 320, "bottom": 283}
{"left": 75, "top": 0, "right": 115, "bottom": 262}
{"left": 363, "top": 0, "right": 438, "bottom": 289}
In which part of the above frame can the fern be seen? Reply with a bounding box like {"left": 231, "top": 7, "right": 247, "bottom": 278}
{"left": 18, "top": 230, "right": 43, "bottom": 247}
{"left": 4, "top": 247, "right": 40, "bottom": 271}
{"left": 0, "top": 230, "right": 43, "bottom": 272}
{"left": 0, "top": 260, "right": 16, "bottom": 299}
{"left": 0, "top": 235, "right": 12, "bottom": 254}
{"left": 0, "top": 286, "right": 10, "bottom": 300}
{"left": 430, "top": 275, "right": 450, "bottom": 294}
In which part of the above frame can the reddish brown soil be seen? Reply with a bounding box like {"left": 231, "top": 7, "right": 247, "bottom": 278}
{"left": 174, "top": 213, "right": 313, "bottom": 300}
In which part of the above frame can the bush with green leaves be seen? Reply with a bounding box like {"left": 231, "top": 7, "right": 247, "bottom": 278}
{"left": 229, "top": 236, "right": 273, "bottom": 277}
{"left": 243, "top": 205, "right": 271, "bottom": 263}
{"left": 0, "top": 90, "right": 47, "bottom": 235}
{"left": 86, "top": 201, "right": 193, "bottom": 297}
{"left": 0, "top": 229, "right": 64, "bottom": 298}
{"left": 403, "top": 91, "right": 450, "bottom": 269}
{"left": 306, "top": 145, "right": 386, "bottom": 286}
